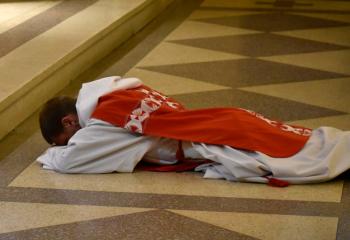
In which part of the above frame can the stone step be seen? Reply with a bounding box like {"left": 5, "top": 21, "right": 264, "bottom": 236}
{"left": 0, "top": 0, "right": 174, "bottom": 141}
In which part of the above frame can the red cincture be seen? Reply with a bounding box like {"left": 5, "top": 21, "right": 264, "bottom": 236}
{"left": 265, "top": 177, "right": 290, "bottom": 187}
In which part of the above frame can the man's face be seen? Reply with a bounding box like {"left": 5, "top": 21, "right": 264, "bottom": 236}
{"left": 51, "top": 114, "right": 81, "bottom": 146}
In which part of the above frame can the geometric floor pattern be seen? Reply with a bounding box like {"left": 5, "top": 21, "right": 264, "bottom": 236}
{"left": 1, "top": 0, "right": 350, "bottom": 239}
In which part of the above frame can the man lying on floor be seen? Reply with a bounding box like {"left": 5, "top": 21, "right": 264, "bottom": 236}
{"left": 37, "top": 76, "right": 350, "bottom": 186}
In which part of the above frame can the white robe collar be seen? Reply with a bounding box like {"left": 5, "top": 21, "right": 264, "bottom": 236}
{"left": 76, "top": 76, "right": 142, "bottom": 127}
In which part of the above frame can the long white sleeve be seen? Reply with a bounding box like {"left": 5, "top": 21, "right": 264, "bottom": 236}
{"left": 37, "top": 119, "right": 157, "bottom": 173}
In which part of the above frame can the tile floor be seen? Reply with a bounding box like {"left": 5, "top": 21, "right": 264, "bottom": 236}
{"left": 0, "top": 0, "right": 350, "bottom": 239}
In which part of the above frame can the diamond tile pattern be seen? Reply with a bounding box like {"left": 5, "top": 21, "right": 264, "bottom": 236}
{"left": 139, "top": 59, "right": 347, "bottom": 88}
{"left": 1, "top": 0, "right": 350, "bottom": 240}
{"left": 0, "top": 210, "right": 260, "bottom": 240}
{"left": 262, "top": 49, "right": 350, "bottom": 75}
{"left": 172, "top": 89, "right": 345, "bottom": 122}
{"left": 277, "top": 26, "right": 350, "bottom": 47}
{"left": 196, "top": 12, "right": 350, "bottom": 32}
{"left": 171, "top": 210, "right": 338, "bottom": 240}
{"left": 173, "top": 89, "right": 345, "bottom": 121}
{"left": 169, "top": 33, "right": 348, "bottom": 57}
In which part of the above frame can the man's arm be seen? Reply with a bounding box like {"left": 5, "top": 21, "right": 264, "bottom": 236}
{"left": 37, "top": 119, "right": 156, "bottom": 173}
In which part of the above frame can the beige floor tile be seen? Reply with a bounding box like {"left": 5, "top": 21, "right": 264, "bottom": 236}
{"left": 9, "top": 162, "right": 344, "bottom": 202}
{"left": 276, "top": 26, "right": 350, "bottom": 47}
{"left": 239, "top": 77, "right": 350, "bottom": 113}
{"left": 291, "top": 13, "right": 350, "bottom": 23}
{"left": 170, "top": 210, "right": 338, "bottom": 240}
{"left": 188, "top": 10, "right": 265, "bottom": 19}
{"left": 0, "top": 1, "right": 61, "bottom": 34}
{"left": 136, "top": 42, "right": 246, "bottom": 67}
{"left": 261, "top": 50, "right": 350, "bottom": 75}
{"left": 165, "top": 20, "right": 260, "bottom": 41}
{"left": 287, "top": 114, "right": 350, "bottom": 130}
{"left": 0, "top": 201, "right": 150, "bottom": 234}
{"left": 125, "top": 68, "right": 230, "bottom": 95}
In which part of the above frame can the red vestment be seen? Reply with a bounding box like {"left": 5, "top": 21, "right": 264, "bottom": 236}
{"left": 92, "top": 86, "right": 311, "bottom": 158}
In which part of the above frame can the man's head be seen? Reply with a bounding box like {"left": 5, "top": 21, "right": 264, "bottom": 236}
{"left": 39, "top": 96, "right": 81, "bottom": 146}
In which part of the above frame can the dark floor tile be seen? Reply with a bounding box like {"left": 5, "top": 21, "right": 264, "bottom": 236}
{"left": 337, "top": 177, "right": 350, "bottom": 239}
{"left": 139, "top": 59, "right": 347, "bottom": 88}
{"left": 0, "top": 185, "right": 343, "bottom": 217}
{"left": 195, "top": 12, "right": 350, "bottom": 32}
{"left": 169, "top": 33, "right": 348, "bottom": 57}
{"left": 171, "top": 89, "right": 345, "bottom": 122}
{"left": 0, "top": 210, "right": 259, "bottom": 240}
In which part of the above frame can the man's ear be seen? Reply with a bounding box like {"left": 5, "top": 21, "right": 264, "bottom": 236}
{"left": 61, "top": 115, "right": 75, "bottom": 127}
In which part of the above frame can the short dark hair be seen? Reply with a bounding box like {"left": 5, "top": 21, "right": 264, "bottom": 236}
{"left": 39, "top": 96, "right": 77, "bottom": 144}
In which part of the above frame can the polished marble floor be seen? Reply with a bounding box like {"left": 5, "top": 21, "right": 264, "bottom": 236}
{"left": 0, "top": 0, "right": 350, "bottom": 239}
